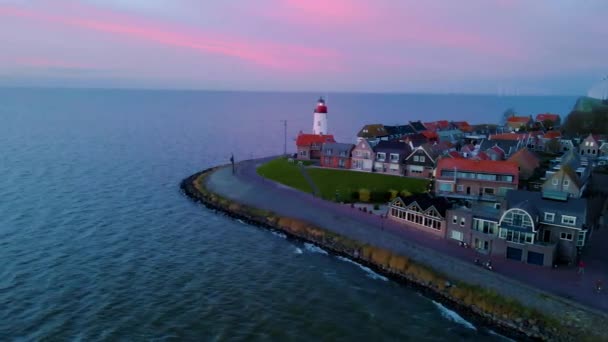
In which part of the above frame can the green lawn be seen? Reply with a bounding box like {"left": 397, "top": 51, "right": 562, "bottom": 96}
{"left": 307, "top": 167, "right": 429, "bottom": 201}
{"left": 257, "top": 158, "right": 429, "bottom": 202}
{"left": 256, "top": 158, "right": 313, "bottom": 193}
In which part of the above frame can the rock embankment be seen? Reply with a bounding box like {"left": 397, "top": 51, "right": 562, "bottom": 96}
{"left": 181, "top": 166, "right": 608, "bottom": 342}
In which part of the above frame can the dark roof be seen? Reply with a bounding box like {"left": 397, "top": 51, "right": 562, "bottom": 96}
{"left": 385, "top": 125, "right": 416, "bottom": 136}
{"left": 505, "top": 190, "right": 587, "bottom": 229}
{"left": 358, "top": 124, "right": 388, "bottom": 138}
{"left": 374, "top": 140, "right": 411, "bottom": 153}
{"left": 409, "top": 121, "right": 427, "bottom": 132}
{"left": 479, "top": 139, "right": 521, "bottom": 155}
{"left": 397, "top": 193, "right": 452, "bottom": 217}
{"left": 322, "top": 143, "right": 355, "bottom": 157}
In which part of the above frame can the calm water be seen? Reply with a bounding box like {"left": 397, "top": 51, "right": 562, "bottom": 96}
{"left": 0, "top": 88, "right": 576, "bottom": 340}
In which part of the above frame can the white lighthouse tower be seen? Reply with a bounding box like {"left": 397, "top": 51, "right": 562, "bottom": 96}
{"left": 312, "top": 97, "right": 328, "bottom": 135}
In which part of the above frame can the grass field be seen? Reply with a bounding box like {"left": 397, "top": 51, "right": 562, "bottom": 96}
{"left": 257, "top": 158, "right": 429, "bottom": 202}
{"left": 307, "top": 167, "right": 429, "bottom": 201}
{"left": 256, "top": 158, "right": 313, "bottom": 193}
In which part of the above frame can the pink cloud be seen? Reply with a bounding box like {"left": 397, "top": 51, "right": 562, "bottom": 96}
{"left": 0, "top": 5, "right": 341, "bottom": 72}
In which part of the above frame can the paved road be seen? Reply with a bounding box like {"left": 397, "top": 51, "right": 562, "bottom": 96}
{"left": 206, "top": 158, "right": 608, "bottom": 316}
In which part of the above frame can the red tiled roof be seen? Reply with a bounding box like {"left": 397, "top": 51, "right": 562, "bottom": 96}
{"left": 421, "top": 131, "right": 438, "bottom": 139}
{"left": 448, "top": 151, "right": 462, "bottom": 158}
{"left": 423, "top": 122, "right": 440, "bottom": 132}
{"left": 437, "top": 158, "right": 519, "bottom": 175}
{"left": 543, "top": 131, "right": 561, "bottom": 139}
{"left": 508, "top": 148, "right": 540, "bottom": 169}
{"left": 536, "top": 113, "right": 560, "bottom": 122}
{"left": 507, "top": 116, "right": 531, "bottom": 123}
{"left": 476, "top": 151, "right": 490, "bottom": 160}
{"left": 453, "top": 121, "right": 473, "bottom": 132}
{"left": 296, "top": 134, "right": 335, "bottom": 146}
{"left": 490, "top": 133, "right": 526, "bottom": 141}
{"left": 489, "top": 145, "right": 505, "bottom": 156}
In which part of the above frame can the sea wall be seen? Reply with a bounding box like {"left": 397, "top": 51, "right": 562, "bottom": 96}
{"left": 181, "top": 167, "right": 605, "bottom": 341}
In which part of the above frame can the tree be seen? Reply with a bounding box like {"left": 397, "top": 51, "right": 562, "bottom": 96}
{"left": 542, "top": 119, "right": 554, "bottom": 130}
{"left": 500, "top": 108, "right": 516, "bottom": 126}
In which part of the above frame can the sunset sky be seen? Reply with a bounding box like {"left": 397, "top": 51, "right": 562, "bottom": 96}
{"left": 0, "top": 0, "right": 606, "bottom": 94}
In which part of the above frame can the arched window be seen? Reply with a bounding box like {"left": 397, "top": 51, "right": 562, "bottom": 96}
{"left": 499, "top": 208, "right": 535, "bottom": 232}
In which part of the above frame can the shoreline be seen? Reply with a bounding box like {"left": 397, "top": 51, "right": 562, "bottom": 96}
{"left": 181, "top": 164, "right": 606, "bottom": 341}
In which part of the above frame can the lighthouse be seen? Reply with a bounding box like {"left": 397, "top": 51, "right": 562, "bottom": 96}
{"left": 312, "top": 97, "right": 328, "bottom": 135}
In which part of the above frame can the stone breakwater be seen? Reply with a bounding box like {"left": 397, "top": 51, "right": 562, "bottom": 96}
{"left": 181, "top": 166, "right": 606, "bottom": 342}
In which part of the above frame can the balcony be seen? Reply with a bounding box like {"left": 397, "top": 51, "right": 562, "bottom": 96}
{"left": 435, "top": 191, "right": 498, "bottom": 201}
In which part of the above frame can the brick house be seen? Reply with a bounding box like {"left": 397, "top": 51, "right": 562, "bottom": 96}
{"left": 373, "top": 141, "right": 411, "bottom": 176}
{"left": 446, "top": 204, "right": 501, "bottom": 254}
{"left": 507, "top": 148, "right": 540, "bottom": 181}
{"left": 434, "top": 158, "right": 519, "bottom": 202}
{"left": 296, "top": 133, "right": 335, "bottom": 160}
{"left": 404, "top": 143, "right": 439, "bottom": 178}
{"left": 351, "top": 138, "right": 375, "bottom": 172}
{"left": 320, "top": 143, "right": 355, "bottom": 169}
{"left": 388, "top": 194, "right": 451, "bottom": 238}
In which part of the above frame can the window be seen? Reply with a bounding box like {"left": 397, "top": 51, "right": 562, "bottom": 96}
{"left": 460, "top": 217, "right": 466, "bottom": 227}
{"left": 325, "top": 149, "right": 332, "bottom": 155}
{"left": 452, "top": 215, "right": 457, "bottom": 224}
{"left": 451, "top": 230, "right": 463, "bottom": 241}
{"left": 577, "top": 231, "right": 586, "bottom": 247}
{"left": 563, "top": 179, "right": 570, "bottom": 188}
{"left": 377, "top": 152, "right": 386, "bottom": 161}
{"left": 390, "top": 153, "right": 399, "bottom": 162}
{"left": 499, "top": 229, "right": 507, "bottom": 239}
{"left": 544, "top": 213, "right": 555, "bottom": 222}
{"left": 389, "top": 163, "right": 399, "bottom": 171}
{"left": 560, "top": 232, "right": 573, "bottom": 241}
{"left": 561, "top": 216, "right": 576, "bottom": 225}
{"left": 585, "top": 141, "right": 589, "bottom": 146}
{"left": 552, "top": 178, "right": 559, "bottom": 186}
{"left": 413, "top": 156, "right": 419, "bottom": 162}
{"left": 590, "top": 142, "right": 595, "bottom": 147}
{"left": 457, "top": 185, "right": 464, "bottom": 192}
{"left": 438, "top": 183, "right": 453, "bottom": 192}
{"left": 420, "top": 156, "right": 425, "bottom": 162}
{"left": 300, "top": 150, "right": 307, "bottom": 156}
{"left": 483, "top": 187, "right": 495, "bottom": 195}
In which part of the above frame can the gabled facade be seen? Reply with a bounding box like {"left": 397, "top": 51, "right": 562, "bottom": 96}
{"left": 296, "top": 133, "right": 336, "bottom": 160}
{"left": 579, "top": 134, "right": 600, "bottom": 158}
{"left": 373, "top": 141, "right": 411, "bottom": 176}
{"left": 320, "top": 143, "right": 354, "bottom": 169}
{"left": 507, "top": 148, "right": 540, "bottom": 181}
{"left": 404, "top": 144, "right": 439, "bottom": 178}
{"left": 351, "top": 139, "right": 375, "bottom": 172}
{"left": 434, "top": 158, "right": 519, "bottom": 202}
{"left": 388, "top": 194, "right": 451, "bottom": 238}
{"left": 542, "top": 166, "right": 584, "bottom": 198}
{"left": 479, "top": 139, "right": 521, "bottom": 158}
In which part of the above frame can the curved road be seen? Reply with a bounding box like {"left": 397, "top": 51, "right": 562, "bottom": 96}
{"left": 206, "top": 158, "right": 608, "bottom": 316}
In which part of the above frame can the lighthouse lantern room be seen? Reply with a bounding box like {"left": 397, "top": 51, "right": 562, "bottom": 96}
{"left": 312, "top": 97, "right": 328, "bottom": 135}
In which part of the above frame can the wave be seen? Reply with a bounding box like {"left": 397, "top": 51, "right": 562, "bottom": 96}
{"left": 336, "top": 256, "right": 388, "bottom": 281}
{"left": 236, "top": 219, "right": 246, "bottom": 225}
{"left": 488, "top": 329, "right": 515, "bottom": 342}
{"left": 294, "top": 247, "right": 303, "bottom": 254}
{"left": 432, "top": 300, "right": 476, "bottom": 331}
{"left": 270, "top": 231, "right": 287, "bottom": 239}
{"left": 303, "top": 243, "right": 328, "bottom": 255}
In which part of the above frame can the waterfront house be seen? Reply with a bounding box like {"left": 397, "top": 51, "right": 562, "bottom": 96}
{"left": 506, "top": 116, "right": 534, "bottom": 131}
{"left": 351, "top": 139, "right": 375, "bottom": 172}
{"left": 404, "top": 143, "right": 440, "bottom": 178}
{"left": 357, "top": 124, "right": 389, "bottom": 146}
{"left": 579, "top": 134, "right": 600, "bottom": 158}
{"left": 373, "top": 141, "right": 411, "bottom": 176}
{"left": 446, "top": 204, "right": 501, "bottom": 253}
{"left": 497, "top": 190, "right": 589, "bottom": 266}
{"left": 320, "top": 143, "right": 354, "bottom": 169}
{"left": 434, "top": 158, "right": 519, "bottom": 202}
{"left": 535, "top": 113, "right": 561, "bottom": 128}
{"left": 388, "top": 194, "right": 451, "bottom": 238}
{"left": 296, "top": 133, "right": 336, "bottom": 160}
{"left": 507, "top": 148, "right": 541, "bottom": 181}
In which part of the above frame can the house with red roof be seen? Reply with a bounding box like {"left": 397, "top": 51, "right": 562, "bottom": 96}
{"left": 506, "top": 116, "right": 534, "bottom": 131}
{"left": 296, "top": 133, "right": 335, "bottom": 160}
{"left": 434, "top": 158, "right": 519, "bottom": 202}
{"left": 423, "top": 120, "right": 450, "bottom": 132}
{"left": 485, "top": 145, "right": 506, "bottom": 161}
{"left": 452, "top": 121, "right": 473, "bottom": 133}
{"left": 508, "top": 148, "right": 541, "bottom": 181}
{"left": 535, "top": 113, "right": 561, "bottom": 128}
{"left": 320, "top": 143, "right": 355, "bottom": 169}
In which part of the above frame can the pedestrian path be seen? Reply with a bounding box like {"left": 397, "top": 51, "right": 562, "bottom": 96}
{"left": 297, "top": 165, "right": 321, "bottom": 197}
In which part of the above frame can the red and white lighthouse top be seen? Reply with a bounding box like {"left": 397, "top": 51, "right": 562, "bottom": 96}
{"left": 314, "top": 97, "right": 327, "bottom": 113}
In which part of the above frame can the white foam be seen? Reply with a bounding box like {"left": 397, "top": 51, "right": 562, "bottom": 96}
{"left": 432, "top": 300, "right": 477, "bottom": 331}
{"left": 270, "top": 231, "right": 287, "bottom": 239}
{"left": 236, "top": 219, "right": 246, "bottom": 225}
{"left": 488, "top": 329, "right": 516, "bottom": 342}
{"left": 303, "top": 243, "right": 328, "bottom": 255}
{"left": 336, "top": 256, "right": 389, "bottom": 281}
{"left": 294, "top": 247, "right": 303, "bottom": 254}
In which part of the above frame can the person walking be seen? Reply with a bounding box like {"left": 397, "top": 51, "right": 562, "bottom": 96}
{"left": 578, "top": 260, "right": 585, "bottom": 274}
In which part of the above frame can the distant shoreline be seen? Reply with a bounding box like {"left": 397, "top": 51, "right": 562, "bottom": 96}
{"left": 180, "top": 162, "right": 607, "bottom": 341}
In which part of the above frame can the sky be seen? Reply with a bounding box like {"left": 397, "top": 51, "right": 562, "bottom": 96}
{"left": 0, "top": 0, "right": 606, "bottom": 94}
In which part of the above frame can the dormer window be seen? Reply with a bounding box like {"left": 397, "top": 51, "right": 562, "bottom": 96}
{"left": 563, "top": 179, "right": 570, "bottom": 188}
{"left": 562, "top": 215, "right": 576, "bottom": 225}
{"left": 544, "top": 213, "right": 555, "bottom": 222}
